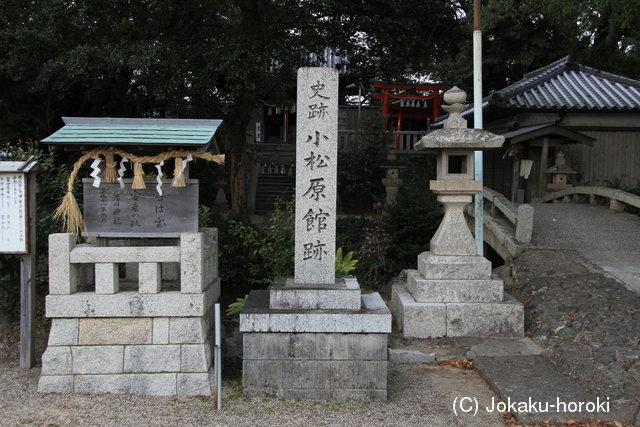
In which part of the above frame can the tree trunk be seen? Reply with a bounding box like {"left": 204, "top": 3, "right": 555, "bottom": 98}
{"left": 225, "top": 91, "right": 254, "bottom": 218}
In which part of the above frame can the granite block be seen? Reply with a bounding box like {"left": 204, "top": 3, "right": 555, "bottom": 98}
{"left": 72, "top": 346, "right": 124, "bottom": 374}
{"left": 78, "top": 318, "right": 152, "bottom": 345}
{"left": 47, "top": 318, "right": 79, "bottom": 346}
{"left": 124, "top": 345, "right": 181, "bottom": 373}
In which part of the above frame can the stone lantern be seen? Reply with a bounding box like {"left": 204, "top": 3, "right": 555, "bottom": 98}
{"left": 544, "top": 152, "right": 576, "bottom": 192}
{"left": 390, "top": 87, "right": 524, "bottom": 339}
{"left": 415, "top": 86, "right": 504, "bottom": 256}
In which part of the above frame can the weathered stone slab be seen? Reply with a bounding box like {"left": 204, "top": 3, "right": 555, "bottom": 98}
{"left": 240, "top": 290, "right": 391, "bottom": 333}
{"left": 71, "top": 346, "right": 124, "bottom": 374}
{"left": 475, "top": 356, "right": 635, "bottom": 424}
{"left": 390, "top": 284, "right": 446, "bottom": 338}
{"left": 74, "top": 373, "right": 177, "bottom": 395}
{"left": 45, "top": 279, "right": 219, "bottom": 318}
{"left": 243, "top": 333, "right": 387, "bottom": 361}
{"left": 242, "top": 386, "right": 386, "bottom": 402}
{"left": 315, "top": 333, "right": 387, "bottom": 360}
{"left": 388, "top": 349, "right": 436, "bottom": 364}
{"left": 78, "top": 318, "right": 152, "bottom": 345}
{"left": 124, "top": 345, "right": 181, "bottom": 373}
{"left": 243, "top": 333, "right": 316, "bottom": 360}
{"left": 270, "top": 276, "right": 361, "bottom": 310}
{"left": 169, "top": 317, "right": 208, "bottom": 344}
{"left": 406, "top": 269, "right": 504, "bottom": 303}
{"left": 152, "top": 317, "right": 170, "bottom": 344}
{"left": 37, "top": 375, "right": 74, "bottom": 393}
{"left": 446, "top": 294, "right": 524, "bottom": 338}
{"left": 242, "top": 360, "right": 387, "bottom": 390}
{"left": 70, "top": 246, "right": 180, "bottom": 264}
{"left": 41, "top": 347, "right": 72, "bottom": 375}
{"left": 47, "top": 318, "right": 79, "bottom": 346}
{"left": 177, "top": 371, "right": 215, "bottom": 396}
{"left": 418, "top": 252, "right": 492, "bottom": 280}
{"left": 181, "top": 343, "right": 212, "bottom": 372}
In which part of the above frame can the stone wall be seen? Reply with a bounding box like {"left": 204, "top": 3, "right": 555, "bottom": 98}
{"left": 38, "top": 229, "right": 220, "bottom": 396}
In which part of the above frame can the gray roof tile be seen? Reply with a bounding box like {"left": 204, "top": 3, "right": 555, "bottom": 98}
{"left": 493, "top": 57, "right": 640, "bottom": 111}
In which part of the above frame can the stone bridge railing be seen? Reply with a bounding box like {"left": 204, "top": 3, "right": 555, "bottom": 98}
{"left": 542, "top": 186, "right": 640, "bottom": 212}
{"left": 464, "top": 188, "right": 534, "bottom": 260}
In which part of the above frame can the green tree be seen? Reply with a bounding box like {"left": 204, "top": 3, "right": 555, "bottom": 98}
{"left": 435, "top": 0, "right": 640, "bottom": 96}
{"left": 0, "top": 0, "right": 466, "bottom": 215}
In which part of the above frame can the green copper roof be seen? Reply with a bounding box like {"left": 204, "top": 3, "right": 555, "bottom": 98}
{"left": 43, "top": 117, "right": 223, "bottom": 151}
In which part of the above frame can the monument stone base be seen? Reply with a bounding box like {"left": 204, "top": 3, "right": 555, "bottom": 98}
{"left": 391, "top": 252, "right": 524, "bottom": 338}
{"left": 38, "top": 288, "right": 219, "bottom": 396}
{"left": 240, "top": 279, "right": 391, "bottom": 402}
{"left": 38, "top": 231, "right": 221, "bottom": 396}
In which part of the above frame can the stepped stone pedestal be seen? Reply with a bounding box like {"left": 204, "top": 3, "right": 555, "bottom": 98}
{"left": 38, "top": 230, "right": 220, "bottom": 395}
{"left": 241, "top": 278, "right": 391, "bottom": 402}
{"left": 390, "top": 86, "right": 524, "bottom": 339}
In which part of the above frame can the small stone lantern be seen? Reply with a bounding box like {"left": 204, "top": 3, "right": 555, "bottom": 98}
{"left": 381, "top": 149, "right": 405, "bottom": 207}
{"left": 415, "top": 87, "right": 504, "bottom": 256}
{"left": 544, "top": 152, "right": 576, "bottom": 192}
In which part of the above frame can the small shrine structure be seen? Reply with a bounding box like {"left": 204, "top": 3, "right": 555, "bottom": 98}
{"left": 391, "top": 88, "right": 524, "bottom": 338}
{"left": 38, "top": 117, "right": 225, "bottom": 396}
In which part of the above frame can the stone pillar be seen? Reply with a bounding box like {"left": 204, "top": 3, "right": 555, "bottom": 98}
{"left": 241, "top": 68, "right": 391, "bottom": 402}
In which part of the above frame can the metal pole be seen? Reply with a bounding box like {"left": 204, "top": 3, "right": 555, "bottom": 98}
{"left": 214, "top": 303, "right": 222, "bottom": 410}
{"left": 473, "top": 0, "right": 484, "bottom": 256}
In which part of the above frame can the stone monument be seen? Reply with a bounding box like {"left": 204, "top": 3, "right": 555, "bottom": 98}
{"left": 390, "top": 87, "right": 524, "bottom": 338}
{"left": 240, "top": 67, "right": 392, "bottom": 402}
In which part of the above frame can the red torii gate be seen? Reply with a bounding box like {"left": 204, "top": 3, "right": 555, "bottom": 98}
{"left": 372, "top": 81, "right": 448, "bottom": 148}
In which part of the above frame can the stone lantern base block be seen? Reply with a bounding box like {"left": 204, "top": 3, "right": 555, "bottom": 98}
{"left": 406, "top": 270, "right": 504, "bottom": 303}
{"left": 391, "top": 284, "right": 524, "bottom": 338}
{"left": 417, "top": 252, "right": 492, "bottom": 280}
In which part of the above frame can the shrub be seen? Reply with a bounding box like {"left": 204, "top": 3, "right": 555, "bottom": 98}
{"left": 338, "top": 113, "right": 390, "bottom": 213}
{"left": 384, "top": 154, "right": 441, "bottom": 271}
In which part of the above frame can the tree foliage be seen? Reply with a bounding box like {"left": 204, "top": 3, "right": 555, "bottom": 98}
{"left": 0, "top": 0, "right": 466, "bottom": 214}
{"left": 434, "top": 0, "right": 640, "bottom": 96}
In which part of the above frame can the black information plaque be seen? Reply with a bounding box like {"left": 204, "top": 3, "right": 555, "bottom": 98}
{"left": 82, "top": 179, "right": 198, "bottom": 237}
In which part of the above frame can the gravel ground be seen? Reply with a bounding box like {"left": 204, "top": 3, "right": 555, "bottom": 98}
{"left": 0, "top": 358, "right": 504, "bottom": 427}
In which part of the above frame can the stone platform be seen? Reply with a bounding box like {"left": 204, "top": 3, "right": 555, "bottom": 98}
{"left": 240, "top": 288, "right": 391, "bottom": 402}
{"left": 391, "top": 252, "right": 524, "bottom": 338}
{"left": 38, "top": 230, "right": 220, "bottom": 396}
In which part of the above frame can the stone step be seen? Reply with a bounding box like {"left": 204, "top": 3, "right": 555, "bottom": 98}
{"left": 475, "top": 355, "right": 639, "bottom": 425}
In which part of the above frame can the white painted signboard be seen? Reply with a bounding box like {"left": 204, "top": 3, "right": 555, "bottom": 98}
{"left": 0, "top": 172, "right": 28, "bottom": 253}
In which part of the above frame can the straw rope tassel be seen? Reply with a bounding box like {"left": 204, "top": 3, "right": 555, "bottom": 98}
{"left": 54, "top": 147, "right": 225, "bottom": 234}
{"left": 103, "top": 153, "right": 119, "bottom": 183}
{"left": 172, "top": 157, "right": 186, "bottom": 187}
{"left": 132, "top": 162, "right": 146, "bottom": 189}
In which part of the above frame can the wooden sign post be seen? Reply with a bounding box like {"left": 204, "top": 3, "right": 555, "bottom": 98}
{"left": 0, "top": 156, "right": 43, "bottom": 369}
